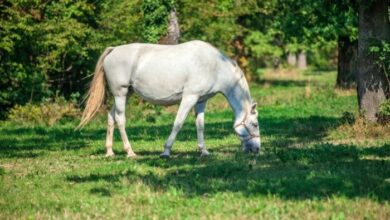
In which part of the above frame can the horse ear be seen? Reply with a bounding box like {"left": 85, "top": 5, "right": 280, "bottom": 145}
{"left": 251, "top": 103, "right": 257, "bottom": 114}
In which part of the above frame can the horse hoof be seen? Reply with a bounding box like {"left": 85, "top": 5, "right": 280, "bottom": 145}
{"left": 160, "top": 153, "right": 170, "bottom": 158}
{"left": 126, "top": 153, "right": 137, "bottom": 158}
{"left": 105, "top": 152, "right": 115, "bottom": 157}
{"left": 200, "top": 150, "right": 210, "bottom": 157}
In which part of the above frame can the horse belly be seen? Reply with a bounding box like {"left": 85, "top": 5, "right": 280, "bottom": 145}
{"left": 134, "top": 87, "right": 183, "bottom": 105}
{"left": 132, "top": 76, "right": 184, "bottom": 106}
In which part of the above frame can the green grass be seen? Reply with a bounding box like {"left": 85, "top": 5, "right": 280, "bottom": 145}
{"left": 0, "top": 69, "right": 389, "bottom": 219}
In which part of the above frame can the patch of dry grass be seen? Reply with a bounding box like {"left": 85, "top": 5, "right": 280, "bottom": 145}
{"left": 329, "top": 117, "right": 390, "bottom": 143}
{"left": 334, "top": 88, "right": 356, "bottom": 97}
{"left": 263, "top": 68, "right": 302, "bottom": 80}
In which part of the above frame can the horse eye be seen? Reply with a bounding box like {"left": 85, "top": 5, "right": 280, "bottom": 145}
{"left": 252, "top": 123, "right": 258, "bottom": 128}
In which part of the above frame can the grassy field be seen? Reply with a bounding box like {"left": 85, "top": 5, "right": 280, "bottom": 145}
{"left": 0, "top": 69, "right": 389, "bottom": 219}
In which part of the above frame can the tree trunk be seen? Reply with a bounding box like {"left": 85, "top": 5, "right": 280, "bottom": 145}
{"left": 287, "top": 52, "right": 297, "bottom": 66}
{"left": 336, "top": 36, "right": 358, "bottom": 88}
{"left": 158, "top": 9, "right": 180, "bottom": 45}
{"left": 297, "top": 51, "right": 307, "bottom": 69}
{"left": 357, "top": 0, "right": 390, "bottom": 122}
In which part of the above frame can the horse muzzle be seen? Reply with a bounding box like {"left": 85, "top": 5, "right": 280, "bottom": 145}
{"left": 242, "top": 137, "right": 261, "bottom": 154}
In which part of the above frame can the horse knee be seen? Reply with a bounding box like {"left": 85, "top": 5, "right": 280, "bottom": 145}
{"left": 196, "top": 117, "right": 204, "bottom": 127}
{"left": 108, "top": 113, "right": 115, "bottom": 127}
{"left": 115, "top": 114, "right": 125, "bottom": 126}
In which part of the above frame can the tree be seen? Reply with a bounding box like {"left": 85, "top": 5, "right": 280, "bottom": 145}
{"left": 336, "top": 35, "right": 357, "bottom": 88}
{"left": 0, "top": 0, "right": 102, "bottom": 117}
{"left": 287, "top": 52, "right": 297, "bottom": 66}
{"left": 357, "top": 0, "right": 390, "bottom": 122}
{"left": 141, "top": 0, "right": 174, "bottom": 43}
{"left": 0, "top": 0, "right": 143, "bottom": 118}
{"left": 331, "top": 1, "right": 358, "bottom": 88}
{"left": 158, "top": 9, "right": 180, "bottom": 44}
{"left": 274, "top": 0, "right": 358, "bottom": 80}
{"left": 297, "top": 51, "right": 307, "bottom": 69}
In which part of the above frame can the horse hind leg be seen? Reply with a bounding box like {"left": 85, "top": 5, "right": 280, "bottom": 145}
{"left": 105, "top": 106, "right": 115, "bottom": 157}
{"left": 195, "top": 101, "right": 210, "bottom": 156}
{"left": 114, "top": 92, "right": 136, "bottom": 158}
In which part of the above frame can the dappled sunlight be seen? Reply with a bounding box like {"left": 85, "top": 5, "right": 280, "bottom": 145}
{"left": 1, "top": 69, "right": 389, "bottom": 218}
{"left": 63, "top": 143, "right": 389, "bottom": 201}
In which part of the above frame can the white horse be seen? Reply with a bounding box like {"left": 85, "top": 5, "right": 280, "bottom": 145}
{"left": 78, "top": 40, "right": 260, "bottom": 158}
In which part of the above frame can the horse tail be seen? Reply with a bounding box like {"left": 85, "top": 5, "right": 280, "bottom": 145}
{"left": 76, "top": 47, "right": 114, "bottom": 130}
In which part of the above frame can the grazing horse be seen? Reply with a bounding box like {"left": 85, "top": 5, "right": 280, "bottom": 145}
{"left": 77, "top": 40, "right": 260, "bottom": 157}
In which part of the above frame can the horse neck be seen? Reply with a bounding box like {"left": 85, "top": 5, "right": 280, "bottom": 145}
{"left": 225, "top": 78, "right": 252, "bottom": 126}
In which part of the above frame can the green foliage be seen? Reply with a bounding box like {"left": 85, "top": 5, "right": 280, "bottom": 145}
{"left": 0, "top": 0, "right": 360, "bottom": 118}
{"left": 269, "top": 0, "right": 357, "bottom": 71}
{"left": 0, "top": 0, "right": 145, "bottom": 118}
{"left": 178, "top": 0, "right": 283, "bottom": 76}
{"left": 274, "top": 0, "right": 357, "bottom": 46}
{"left": 308, "top": 42, "right": 338, "bottom": 70}
{"left": 8, "top": 95, "right": 80, "bottom": 126}
{"left": 379, "top": 100, "right": 390, "bottom": 115}
{"left": 178, "top": 0, "right": 356, "bottom": 73}
{"left": 0, "top": 0, "right": 103, "bottom": 117}
{"left": 341, "top": 111, "right": 356, "bottom": 124}
{"left": 178, "top": 0, "right": 242, "bottom": 54}
{"left": 98, "top": 0, "right": 143, "bottom": 45}
{"left": 141, "top": 0, "right": 174, "bottom": 43}
{"left": 369, "top": 40, "right": 390, "bottom": 78}
{"left": 378, "top": 99, "right": 390, "bottom": 124}
{"left": 244, "top": 31, "right": 283, "bottom": 67}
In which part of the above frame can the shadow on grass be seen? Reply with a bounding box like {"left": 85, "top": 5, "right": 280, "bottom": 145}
{"left": 0, "top": 126, "right": 91, "bottom": 158}
{"left": 259, "top": 79, "right": 308, "bottom": 88}
{"left": 66, "top": 143, "right": 390, "bottom": 201}
{"left": 90, "top": 187, "right": 112, "bottom": 197}
{"left": 0, "top": 114, "right": 340, "bottom": 159}
{"left": 128, "top": 114, "right": 336, "bottom": 144}
{"left": 2, "top": 111, "right": 389, "bottom": 201}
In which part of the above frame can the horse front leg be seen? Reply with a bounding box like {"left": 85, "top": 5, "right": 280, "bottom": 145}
{"left": 161, "top": 95, "right": 199, "bottom": 157}
{"left": 195, "top": 101, "right": 210, "bottom": 156}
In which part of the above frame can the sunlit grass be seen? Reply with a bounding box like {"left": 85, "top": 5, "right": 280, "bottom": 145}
{"left": 0, "top": 69, "right": 389, "bottom": 219}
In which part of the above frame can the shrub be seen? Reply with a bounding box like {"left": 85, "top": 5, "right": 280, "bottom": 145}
{"left": 341, "top": 111, "right": 356, "bottom": 125}
{"left": 378, "top": 99, "right": 390, "bottom": 124}
{"left": 369, "top": 40, "right": 390, "bottom": 78}
{"left": 7, "top": 96, "right": 80, "bottom": 126}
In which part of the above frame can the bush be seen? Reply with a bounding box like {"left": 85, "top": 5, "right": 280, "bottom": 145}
{"left": 378, "top": 99, "right": 390, "bottom": 124}
{"left": 369, "top": 40, "right": 390, "bottom": 78}
{"left": 7, "top": 96, "right": 80, "bottom": 126}
{"left": 341, "top": 111, "right": 356, "bottom": 125}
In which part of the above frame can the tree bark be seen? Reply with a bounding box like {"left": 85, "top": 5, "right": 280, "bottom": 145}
{"left": 297, "top": 51, "right": 307, "bottom": 69}
{"left": 357, "top": 0, "right": 390, "bottom": 122}
{"left": 158, "top": 9, "right": 180, "bottom": 45}
{"left": 287, "top": 52, "right": 297, "bottom": 66}
{"left": 336, "top": 36, "right": 358, "bottom": 88}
